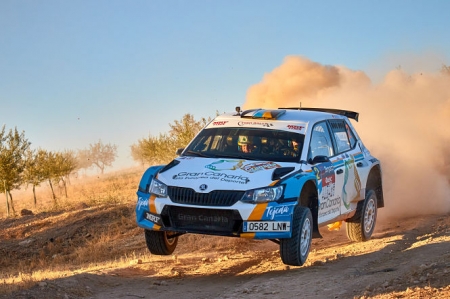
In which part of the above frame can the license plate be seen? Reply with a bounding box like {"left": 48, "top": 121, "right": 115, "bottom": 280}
{"left": 243, "top": 221, "right": 291, "bottom": 232}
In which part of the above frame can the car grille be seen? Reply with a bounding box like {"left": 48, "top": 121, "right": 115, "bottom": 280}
{"left": 162, "top": 206, "right": 242, "bottom": 234}
{"left": 168, "top": 187, "right": 245, "bottom": 206}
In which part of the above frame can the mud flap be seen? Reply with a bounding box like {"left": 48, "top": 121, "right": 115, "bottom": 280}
{"left": 312, "top": 230, "right": 322, "bottom": 238}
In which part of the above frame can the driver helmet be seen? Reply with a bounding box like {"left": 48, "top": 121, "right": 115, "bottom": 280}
{"left": 238, "top": 135, "right": 253, "bottom": 146}
{"left": 238, "top": 134, "right": 256, "bottom": 153}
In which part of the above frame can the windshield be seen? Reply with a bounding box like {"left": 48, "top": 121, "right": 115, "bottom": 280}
{"left": 183, "top": 127, "right": 305, "bottom": 162}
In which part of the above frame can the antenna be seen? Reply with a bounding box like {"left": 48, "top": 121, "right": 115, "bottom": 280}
{"left": 235, "top": 106, "right": 241, "bottom": 115}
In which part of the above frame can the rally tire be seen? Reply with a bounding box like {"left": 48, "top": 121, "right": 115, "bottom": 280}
{"left": 144, "top": 230, "right": 178, "bottom": 255}
{"left": 346, "top": 189, "right": 377, "bottom": 242}
{"left": 280, "top": 206, "right": 313, "bottom": 266}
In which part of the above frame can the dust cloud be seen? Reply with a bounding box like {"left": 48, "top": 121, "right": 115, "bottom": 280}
{"left": 244, "top": 55, "right": 450, "bottom": 219}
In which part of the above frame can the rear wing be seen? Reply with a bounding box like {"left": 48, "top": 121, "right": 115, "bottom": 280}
{"left": 279, "top": 107, "right": 359, "bottom": 122}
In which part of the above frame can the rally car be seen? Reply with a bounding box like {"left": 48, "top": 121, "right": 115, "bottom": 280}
{"left": 135, "top": 107, "right": 384, "bottom": 266}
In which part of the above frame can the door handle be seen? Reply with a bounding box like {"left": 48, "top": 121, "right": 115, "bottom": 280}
{"left": 336, "top": 169, "right": 343, "bottom": 174}
{"left": 357, "top": 162, "right": 364, "bottom": 167}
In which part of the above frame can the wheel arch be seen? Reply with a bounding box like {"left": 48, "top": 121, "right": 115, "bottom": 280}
{"left": 138, "top": 164, "right": 166, "bottom": 193}
{"left": 298, "top": 179, "right": 321, "bottom": 238}
{"left": 366, "top": 165, "right": 384, "bottom": 208}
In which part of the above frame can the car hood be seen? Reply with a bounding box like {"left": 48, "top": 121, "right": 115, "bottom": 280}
{"left": 156, "top": 157, "right": 299, "bottom": 192}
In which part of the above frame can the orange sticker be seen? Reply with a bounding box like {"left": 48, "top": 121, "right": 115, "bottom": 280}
{"left": 149, "top": 194, "right": 157, "bottom": 214}
{"left": 248, "top": 202, "right": 269, "bottom": 220}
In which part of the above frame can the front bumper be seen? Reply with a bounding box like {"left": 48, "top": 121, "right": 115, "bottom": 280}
{"left": 135, "top": 191, "right": 296, "bottom": 239}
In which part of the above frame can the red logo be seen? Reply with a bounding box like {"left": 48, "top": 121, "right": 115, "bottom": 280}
{"left": 213, "top": 121, "right": 228, "bottom": 126}
{"left": 287, "top": 125, "right": 304, "bottom": 130}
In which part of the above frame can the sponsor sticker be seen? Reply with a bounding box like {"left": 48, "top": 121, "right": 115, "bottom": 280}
{"left": 313, "top": 163, "right": 336, "bottom": 199}
{"left": 177, "top": 213, "right": 229, "bottom": 224}
{"left": 243, "top": 221, "right": 291, "bottom": 232}
{"left": 212, "top": 121, "right": 228, "bottom": 126}
{"left": 145, "top": 212, "right": 162, "bottom": 225}
{"left": 206, "top": 160, "right": 280, "bottom": 173}
{"left": 314, "top": 162, "right": 340, "bottom": 219}
{"left": 241, "top": 162, "right": 281, "bottom": 173}
{"left": 205, "top": 159, "right": 244, "bottom": 171}
{"left": 287, "top": 124, "right": 304, "bottom": 130}
{"left": 172, "top": 171, "right": 250, "bottom": 184}
{"left": 265, "top": 205, "right": 293, "bottom": 220}
{"left": 136, "top": 197, "right": 149, "bottom": 210}
{"left": 318, "top": 197, "right": 341, "bottom": 218}
{"left": 238, "top": 121, "right": 273, "bottom": 127}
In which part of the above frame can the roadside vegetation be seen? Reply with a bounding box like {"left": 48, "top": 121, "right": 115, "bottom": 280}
{"left": 0, "top": 167, "right": 247, "bottom": 296}
{"left": 130, "top": 113, "right": 210, "bottom": 166}
{"left": 0, "top": 128, "right": 118, "bottom": 217}
{"left": 0, "top": 113, "right": 212, "bottom": 295}
{"left": 0, "top": 113, "right": 208, "bottom": 218}
{"left": 0, "top": 168, "right": 143, "bottom": 294}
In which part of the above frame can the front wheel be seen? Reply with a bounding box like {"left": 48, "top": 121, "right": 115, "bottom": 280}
{"left": 346, "top": 189, "right": 378, "bottom": 242}
{"left": 144, "top": 230, "right": 178, "bottom": 255}
{"left": 280, "top": 206, "right": 313, "bottom": 266}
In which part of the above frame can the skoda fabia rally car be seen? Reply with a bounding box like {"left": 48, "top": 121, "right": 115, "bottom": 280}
{"left": 136, "top": 107, "right": 384, "bottom": 266}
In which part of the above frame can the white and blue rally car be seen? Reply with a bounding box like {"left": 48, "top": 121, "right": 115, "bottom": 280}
{"left": 136, "top": 107, "right": 384, "bottom": 266}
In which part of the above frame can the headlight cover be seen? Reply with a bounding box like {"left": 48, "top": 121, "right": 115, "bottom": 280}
{"left": 241, "top": 186, "right": 284, "bottom": 203}
{"left": 149, "top": 179, "right": 168, "bottom": 197}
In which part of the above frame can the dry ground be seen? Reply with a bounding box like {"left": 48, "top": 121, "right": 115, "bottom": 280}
{"left": 0, "top": 170, "right": 449, "bottom": 299}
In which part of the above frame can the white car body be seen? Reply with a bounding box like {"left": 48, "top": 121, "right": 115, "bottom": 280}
{"left": 136, "top": 107, "right": 384, "bottom": 266}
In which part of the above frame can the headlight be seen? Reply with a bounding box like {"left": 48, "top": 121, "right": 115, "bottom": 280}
{"left": 149, "top": 179, "right": 168, "bottom": 197}
{"left": 241, "top": 186, "right": 284, "bottom": 203}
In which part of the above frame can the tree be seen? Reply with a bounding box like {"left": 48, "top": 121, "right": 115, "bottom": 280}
{"left": 78, "top": 140, "right": 117, "bottom": 174}
{"left": 130, "top": 142, "right": 145, "bottom": 167}
{"left": 36, "top": 149, "right": 79, "bottom": 204}
{"left": 131, "top": 113, "right": 209, "bottom": 166}
{"left": 76, "top": 148, "right": 92, "bottom": 172}
{"left": 39, "top": 150, "right": 58, "bottom": 204}
{"left": 53, "top": 150, "right": 78, "bottom": 197}
{"left": 131, "top": 132, "right": 176, "bottom": 166}
{"left": 168, "top": 113, "right": 208, "bottom": 147}
{"left": 0, "top": 126, "right": 30, "bottom": 217}
{"left": 23, "top": 149, "right": 47, "bottom": 208}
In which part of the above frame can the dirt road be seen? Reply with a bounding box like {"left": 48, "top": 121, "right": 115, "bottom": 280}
{"left": 6, "top": 211, "right": 449, "bottom": 299}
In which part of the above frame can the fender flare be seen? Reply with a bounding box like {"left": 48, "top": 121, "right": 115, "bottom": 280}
{"left": 137, "top": 165, "right": 166, "bottom": 193}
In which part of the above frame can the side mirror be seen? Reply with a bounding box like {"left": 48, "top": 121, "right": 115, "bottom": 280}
{"left": 308, "top": 155, "right": 330, "bottom": 165}
{"left": 175, "top": 148, "right": 184, "bottom": 155}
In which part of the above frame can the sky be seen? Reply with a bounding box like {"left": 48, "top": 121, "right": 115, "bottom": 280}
{"left": 1, "top": 0, "right": 449, "bottom": 171}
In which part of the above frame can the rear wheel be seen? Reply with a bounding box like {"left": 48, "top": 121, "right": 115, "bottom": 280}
{"left": 144, "top": 230, "right": 178, "bottom": 255}
{"left": 346, "top": 189, "right": 377, "bottom": 242}
{"left": 280, "top": 206, "right": 313, "bottom": 266}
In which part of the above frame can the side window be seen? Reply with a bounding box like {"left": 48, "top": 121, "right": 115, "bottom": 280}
{"left": 329, "top": 120, "right": 355, "bottom": 153}
{"left": 345, "top": 122, "right": 357, "bottom": 148}
{"left": 309, "top": 122, "right": 334, "bottom": 160}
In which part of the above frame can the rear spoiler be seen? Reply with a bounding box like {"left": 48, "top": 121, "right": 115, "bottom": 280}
{"left": 279, "top": 107, "right": 359, "bottom": 122}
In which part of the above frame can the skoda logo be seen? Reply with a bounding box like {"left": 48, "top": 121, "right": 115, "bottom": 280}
{"left": 199, "top": 184, "right": 208, "bottom": 191}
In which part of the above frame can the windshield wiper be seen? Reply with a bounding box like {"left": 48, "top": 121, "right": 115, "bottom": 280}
{"left": 218, "top": 153, "right": 259, "bottom": 160}
{"left": 183, "top": 150, "right": 214, "bottom": 158}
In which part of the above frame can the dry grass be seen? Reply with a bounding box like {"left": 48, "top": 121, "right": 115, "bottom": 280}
{"left": 0, "top": 167, "right": 142, "bottom": 217}
{"left": 0, "top": 167, "right": 255, "bottom": 296}
{"left": 0, "top": 167, "right": 150, "bottom": 295}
